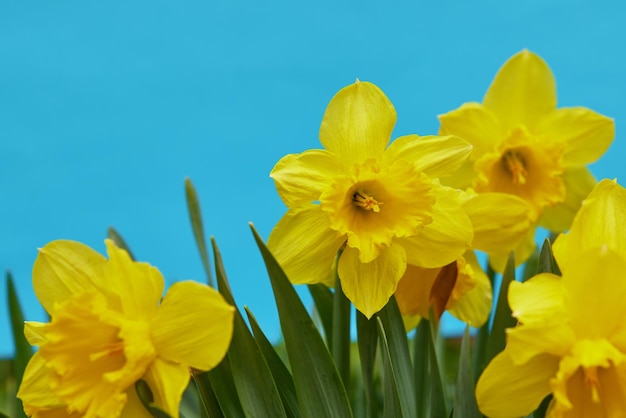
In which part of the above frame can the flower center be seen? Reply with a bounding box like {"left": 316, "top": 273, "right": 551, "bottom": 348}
{"left": 353, "top": 190, "right": 383, "bottom": 212}
{"left": 501, "top": 149, "right": 528, "bottom": 185}
{"left": 474, "top": 126, "right": 565, "bottom": 216}
{"left": 321, "top": 158, "right": 434, "bottom": 263}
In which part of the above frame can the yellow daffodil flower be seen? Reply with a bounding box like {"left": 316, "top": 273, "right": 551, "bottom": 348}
{"left": 395, "top": 191, "right": 531, "bottom": 329}
{"left": 439, "top": 50, "right": 614, "bottom": 269}
{"left": 17, "top": 240, "right": 235, "bottom": 418}
{"left": 268, "top": 80, "right": 474, "bottom": 318}
{"left": 476, "top": 246, "right": 626, "bottom": 417}
{"left": 553, "top": 178, "right": 626, "bottom": 273}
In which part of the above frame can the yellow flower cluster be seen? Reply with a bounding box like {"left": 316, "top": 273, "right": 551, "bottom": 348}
{"left": 17, "top": 240, "right": 235, "bottom": 418}
{"left": 268, "top": 50, "right": 614, "bottom": 330}
{"left": 477, "top": 180, "right": 626, "bottom": 417}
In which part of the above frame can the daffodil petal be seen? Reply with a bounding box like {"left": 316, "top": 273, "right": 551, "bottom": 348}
{"left": 121, "top": 386, "right": 153, "bottom": 418}
{"left": 463, "top": 192, "right": 532, "bottom": 255}
{"left": 24, "top": 321, "right": 47, "bottom": 346}
{"left": 270, "top": 149, "right": 342, "bottom": 207}
{"left": 506, "top": 323, "right": 576, "bottom": 366}
{"left": 536, "top": 107, "right": 615, "bottom": 166}
{"left": 476, "top": 351, "right": 559, "bottom": 418}
{"left": 102, "top": 240, "right": 164, "bottom": 320}
{"left": 488, "top": 225, "right": 537, "bottom": 272}
{"left": 268, "top": 205, "right": 345, "bottom": 284}
{"left": 564, "top": 247, "right": 626, "bottom": 340}
{"left": 553, "top": 178, "right": 626, "bottom": 271}
{"left": 448, "top": 252, "right": 492, "bottom": 327}
{"left": 395, "top": 264, "right": 439, "bottom": 320}
{"left": 18, "top": 352, "right": 66, "bottom": 414}
{"left": 398, "top": 186, "right": 472, "bottom": 268}
{"left": 508, "top": 274, "right": 566, "bottom": 325}
{"left": 540, "top": 167, "right": 596, "bottom": 233}
{"left": 483, "top": 50, "right": 556, "bottom": 130}
{"left": 142, "top": 358, "right": 191, "bottom": 418}
{"left": 382, "top": 134, "right": 472, "bottom": 178}
{"left": 150, "top": 281, "right": 234, "bottom": 371}
{"left": 338, "top": 245, "right": 406, "bottom": 318}
{"left": 438, "top": 102, "right": 505, "bottom": 158}
{"left": 319, "top": 81, "right": 395, "bottom": 165}
{"left": 33, "top": 240, "right": 107, "bottom": 315}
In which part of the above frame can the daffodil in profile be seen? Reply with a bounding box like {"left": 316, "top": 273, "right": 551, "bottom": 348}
{"left": 17, "top": 239, "right": 235, "bottom": 418}
{"left": 395, "top": 191, "right": 531, "bottom": 329}
{"left": 553, "top": 178, "right": 626, "bottom": 273}
{"left": 476, "top": 246, "right": 626, "bottom": 417}
{"left": 269, "top": 80, "right": 474, "bottom": 318}
{"left": 439, "top": 50, "right": 614, "bottom": 267}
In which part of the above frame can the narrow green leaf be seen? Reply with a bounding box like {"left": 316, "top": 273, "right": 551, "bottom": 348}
{"left": 308, "top": 284, "right": 334, "bottom": 347}
{"left": 413, "top": 321, "right": 429, "bottom": 418}
{"left": 250, "top": 224, "right": 353, "bottom": 418}
{"left": 522, "top": 245, "right": 540, "bottom": 282}
{"left": 357, "top": 311, "right": 378, "bottom": 418}
{"left": 201, "top": 360, "right": 246, "bottom": 418}
{"left": 191, "top": 371, "right": 224, "bottom": 418}
{"left": 472, "top": 260, "right": 496, "bottom": 380}
{"left": 245, "top": 307, "right": 302, "bottom": 418}
{"left": 427, "top": 316, "right": 447, "bottom": 418}
{"left": 332, "top": 276, "right": 351, "bottom": 392}
{"left": 377, "top": 297, "right": 416, "bottom": 418}
{"left": 185, "top": 177, "right": 214, "bottom": 287}
{"left": 106, "top": 227, "right": 135, "bottom": 260}
{"left": 453, "top": 327, "right": 480, "bottom": 418}
{"left": 377, "top": 318, "right": 403, "bottom": 418}
{"left": 537, "top": 239, "right": 561, "bottom": 276}
{"left": 7, "top": 271, "right": 32, "bottom": 418}
{"left": 211, "top": 238, "right": 287, "bottom": 418}
{"left": 135, "top": 380, "right": 174, "bottom": 418}
{"left": 486, "top": 252, "right": 517, "bottom": 364}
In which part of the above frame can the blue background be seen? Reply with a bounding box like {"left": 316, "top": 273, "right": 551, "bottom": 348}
{"left": 1, "top": 1, "right": 624, "bottom": 356}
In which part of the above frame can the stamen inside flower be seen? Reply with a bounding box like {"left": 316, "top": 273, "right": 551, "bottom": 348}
{"left": 353, "top": 190, "right": 383, "bottom": 212}
{"left": 583, "top": 366, "right": 601, "bottom": 403}
{"left": 501, "top": 149, "right": 528, "bottom": 185}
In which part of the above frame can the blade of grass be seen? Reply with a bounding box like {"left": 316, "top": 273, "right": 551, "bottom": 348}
{"left": 7, "top": 271, "right": 32, "bottom": 418}
{"left": 211, "top": 238, "right": 287, "bottom": 418}
{"left": 486, "top": 253, "right": 517, "bottom": 364}
{"left": 308, "top": 284, "right": 334, "bottom": 347}
{"left": 377, "top": 318, "right": 403, "bottom": 418}
{"left": 377, "top": 297, "right": 416, "bottom": 418}
{"left": 245, "top": 307, "right": 302, "bottom": 418}
{"left": 357, "top": 311, "right": 378, "bottom": 418}
{"left": 537, "top": 239, "right": 561, "bottom": 276}
{"left": 427, "top": 315, "right": 447, "bottom": 418}
{"left": 452, "top": 327, "right": 480, "bottom": 418}
{"left": 185, "top": 178, "right": 214, "bottom": 287}
{"left": 250, "top": 224, "right": 353, "bottom": 418}
{"left": 332, "top": 275, "right": 351, "bottom": 393}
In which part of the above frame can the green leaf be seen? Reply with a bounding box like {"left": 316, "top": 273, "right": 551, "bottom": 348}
{"left": 377, "top": 318, "right": 403, "bottom": 418}
{"left": 356, "top": 311, "right": 378, "bottom": 418}
{"left": 185, "top": 177, "right": 214, "bottom": 287}
{"left": 427, "top": 315, "right": 447, "bottom": 418}
{"left": 537, "top": 239, "right": 561, "bottom": 276}
{"left": 7, "top": 271, "right": 32, "bottom": 418}
{"left": 413, "top": 321, "right": 429, "bottom": 418}
{"left": 471, "top": 260, "right": 496, "bottom": 380}
{"left": 250, "top": 224, "right": 353, "bottom": 418}
{"left": 191, "top": 371, "right": 225, "bottom": 418}
{"left": 201, "top": 360, "right": 246, "bottom": 418}
{"left": 377, "top": 297, "right": 416, "bottom": 418}
{"left": 135, "top": 380, "right": 175, "bottom": 418}
{"left": 245, "top": 307, "right": 302, "bottom": 418}
{"left": 533, "top": 395, "right": 552, "bottom": 417}
{"left": 486, "top": 252, "right": 517, "bottom": 364}
{"left": 106, "top": 227, "right": 135, "bottom": 260}
{"left": 332, "top": 276, "right": 351, "bottom": 392}
{"left": 211, "top": 238, "right": 287, "bottom": 418}
{"left": 452, "top": 327, "right": 480, "bottom": 418}
{"left": 308, "top": 283, "right": 334, "bottom": 347}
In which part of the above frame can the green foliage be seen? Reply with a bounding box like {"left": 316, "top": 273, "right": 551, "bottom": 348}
{"left": 1, "top": 180, "right": 571, "bottom": 418}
